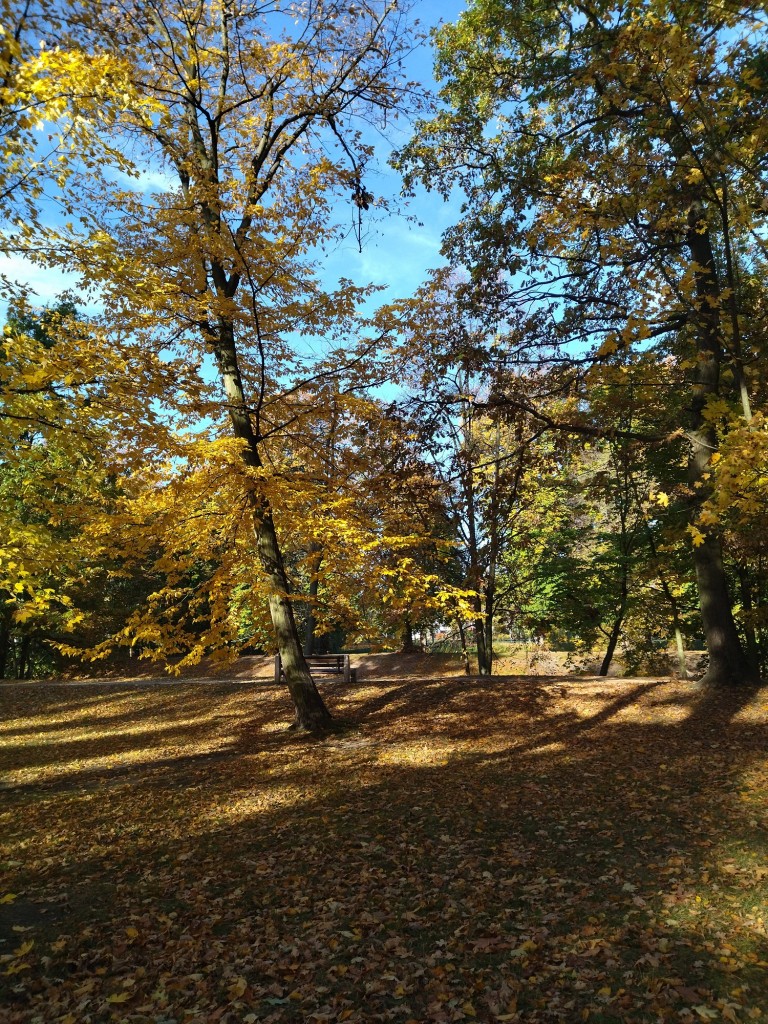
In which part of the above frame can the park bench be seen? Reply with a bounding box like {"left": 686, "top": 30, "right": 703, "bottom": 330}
{"left": 274, "top": 653, "right": 357, "bottom": 685}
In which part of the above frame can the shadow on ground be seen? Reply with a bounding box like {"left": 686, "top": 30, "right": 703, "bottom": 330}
{"left": 1, "top": 675, "right": 767, "bottom": 1023}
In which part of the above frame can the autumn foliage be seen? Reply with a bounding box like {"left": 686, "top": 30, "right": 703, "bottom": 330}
{"left": 3, "top": 4, "right": 768, "bottom": 694}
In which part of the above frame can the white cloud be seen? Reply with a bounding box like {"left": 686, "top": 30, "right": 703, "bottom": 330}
{"left": 110, "top": 166, "right": 180, "bottom": 194}
{"left": 0, "top": 254, "right": 101, "bottom": 316}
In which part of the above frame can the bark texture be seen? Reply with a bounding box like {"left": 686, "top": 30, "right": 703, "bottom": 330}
{"left": 686, "top": 203, "right": 754, "bottom": 687}
{"left": 214, "top": 322, "right": 332, "bottom": 732}
{"left": 599, "top": 586, "right": 627, "bottom": 677}
{"left": 303, "top": 545, "right": 323, "bottom": 658}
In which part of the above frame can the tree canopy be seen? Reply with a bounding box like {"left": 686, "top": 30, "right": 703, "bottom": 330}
{"left": 397, "top": 0, "right": 768, "bottom": 687}
{"left": 2, "top": 0, "right": 768, "bottom": 715}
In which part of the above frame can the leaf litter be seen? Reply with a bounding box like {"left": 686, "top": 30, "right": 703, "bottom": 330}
{"left": 1, "top": 675, "right": 767, "bottom": 1023}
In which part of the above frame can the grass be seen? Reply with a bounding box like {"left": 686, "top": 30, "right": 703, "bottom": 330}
{"left": 1, "top": 674, "right": 767, "bottom": 1023}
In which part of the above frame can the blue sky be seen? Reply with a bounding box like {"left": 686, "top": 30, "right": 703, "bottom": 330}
{"left": 1, "top": 0, "right": 468, "bottom": 317}
{"left": 320, "top": 0, "right": 468, "bottom": 305}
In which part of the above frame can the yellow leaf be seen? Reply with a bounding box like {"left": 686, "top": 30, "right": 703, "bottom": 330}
{"left": 0, "top": 894, "right": 17, "bottom": 904}
{"left": 510, "top": 939, "right": 537, "bottom": 957}
{"left": 688, "top": 525, "right": 706, "bottom": 547}
{"left": 595, "top": 334, "right": 618, "bottom": 357}
{"left": 227, "top": 976, "right": 247, "bottom": 1000}
{"left": 106, "top": 991, "right": 132, "bottom": 1004}
{"left": 125, "top": 926, "right": 138, "bottom": 939}
{"left": 693, "top": 1008, "right": 718, "bottom": 1021}
{"left": 12, "top": 939, "right": 34, "bottom": 958}
{"left": 4, "top": 962, "right": 31, "bottom": 976}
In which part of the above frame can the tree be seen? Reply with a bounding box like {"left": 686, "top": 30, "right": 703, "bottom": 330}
{"left": 0, "top": 0, "right": 149, "bottom": 240}
{"left": 275, "top": 390, "right": 468, "bottom": 656}
{"left": 0, "top": 296, "right": 184, "bottom": 676}
{"left": 398, "top": 0, "right": 768, "bottom": 686}
{"left": 568, "top": 354, "right": 696, "bottom": 676}
{"left": 22, "top": 0, "right": 421, "bottom": 729}
{"left": 390, "top": 271, "right": 549, "bottom": 674}
{"left": 82, "top": 385, "right": 470, "bottom": 674}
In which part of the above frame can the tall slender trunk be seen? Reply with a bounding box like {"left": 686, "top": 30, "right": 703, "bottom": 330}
{"left": 600, "top": 440, "right": 632, "bottom": 677}
{"left": 756, "top": 552, "right": 768, "bottom": 675}
{"left": 17, "top": 634, "right": 29, "bottom": 680}
{"left": 466, "top": 520, "right": 491, "bottom": 673}
{"left": 303, "top": 544, "right": 323, "bottom": 657}
{"left": 685, "top": 202, "right": 753, "bottom": 687}
{"left": 459, "top": 393, "right": 492, "bottom": 676}
{"left": 474, "top": 602, "right": 492, "bottom": 675}
{"left": 457, "top": 617, "right": 472, "bottom": 675}
{"left": 658, "top": 575, "right": 689, "bottom": 680}
{"left": 720, "top": 179, "right": 752, "bottom": 422}
{"left": 480, "top": 421, "right": 502, "bottom": 677}
{"left": 736, "top": 564, "right": 760, "bottom": 677}
{"left": 599, "top": 579, "right": 627, "bottom": 677}
{"left": 672, "top": 623, "right": 688, "bottom": 679}
{"left": 0, "top": 610, "right": 9, "bottom": 680}
{"left": 483, "top": 584, "right": 494, "bottom": 676}
{"left": 464, "top": 479, "right": 490, "bottom": 674}
{"left": 214, "top": 320, "right": 332, "bottom": 732}
{"left": 631, "top": 477, "right": 688, "bottom": 678}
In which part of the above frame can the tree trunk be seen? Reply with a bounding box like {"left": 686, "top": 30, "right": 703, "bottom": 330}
{"left": 255, "top": 507, "right": 332, "bottom": 730}
{"left": 459, "top": 397, "right": 492, "bottom": 676}
{"left": 633, "top": 479, "right": 688, "bottom": 679}
{"left": 670, "top": 624, "right": 687, "bottom": 680}
{"left": 214, "top": 320, "right": 332, "bottom": 732}
{"left": 483, "top": 583, "right": 495, "bottom": 676}
{"left": 689, "top": 534, "right": 753, "bottom": 686}
{"left": 401, "top": 617, "right": 420, "bottom": 654}
{"left": 599, "top": 607, "right": 625, "bottom": 676}
{"left": 303, "top": 545, "right": 323, "bottom": 658}
{"left": 686, "top": 203, "right": 754, "bottom": 687}
{"left": 0, "top": 610, "right": 9, "bottom": 680}
{"left": 457, "top": 617, "right": 472, "bottom": 675}
{"left": 24, "top": 638, "right": 34, "bottom": 679}
{"left": 17, "top": 634, "right": 29, "bottom": 680}
{"left": 479, "top": 420, "right": 502, "bottom": 677}
{"left": 736, "top": 564, "right": 760, "bottom": 677}
{"left": 599, "top": 553, "right": 629, "bottom": 676}
{"left": 474, "top": 599, "right": 492, "bottom": 675}
{"left": 661, "top": 584, "right": 689, "bottom": 680}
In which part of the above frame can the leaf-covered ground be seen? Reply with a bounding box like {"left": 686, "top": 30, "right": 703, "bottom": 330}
{"left": 1, "top": 675, "right": 767, "bottom": 1024}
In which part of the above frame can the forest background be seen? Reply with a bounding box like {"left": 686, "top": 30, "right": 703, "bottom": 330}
{"left": 2, "top": 0, "right": 767, "bottom": 731}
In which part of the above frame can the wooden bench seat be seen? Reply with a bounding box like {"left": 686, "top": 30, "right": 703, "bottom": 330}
{"left": 274, "top": 653, "right": 357, "bottom": 684}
